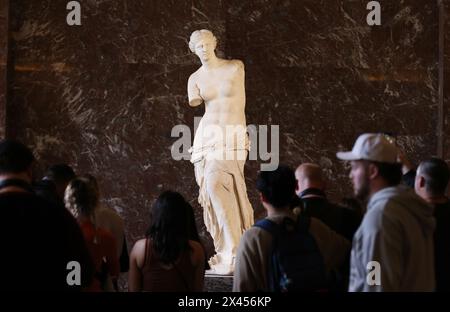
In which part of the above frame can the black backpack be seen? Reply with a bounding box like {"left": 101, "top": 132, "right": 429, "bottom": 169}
{"left": 254, "top": 216, "right": 328, "bottom": 292}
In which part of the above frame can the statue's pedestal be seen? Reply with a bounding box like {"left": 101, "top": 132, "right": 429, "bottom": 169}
{"left": 204, "top": 273, "right": 233, "bottom": 292}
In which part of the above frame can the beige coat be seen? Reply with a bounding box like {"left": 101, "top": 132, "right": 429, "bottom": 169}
{"left": 233, "top": 210, "right": 350, "bottom": 292}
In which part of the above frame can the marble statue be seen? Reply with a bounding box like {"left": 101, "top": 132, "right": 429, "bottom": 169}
{"left": 187, "top": 29, "right": 254, "bottom": 275}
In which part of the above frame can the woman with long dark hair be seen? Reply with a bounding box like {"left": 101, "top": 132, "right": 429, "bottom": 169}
{"left": 129, "top": 191, "right": 205, "bottom": 291}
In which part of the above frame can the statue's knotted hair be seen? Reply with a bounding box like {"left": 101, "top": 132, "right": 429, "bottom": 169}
{"left": 189, "top": 29, "right": 217, "bottom": 53}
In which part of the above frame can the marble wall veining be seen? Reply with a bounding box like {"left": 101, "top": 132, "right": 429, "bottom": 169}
{"left": 0, "top": 0, "right": 7, "bottom": 138}
{"left": 224, "top": 0, "right": 439, "bottom": 203}
{"left": 4, "top": 0, "right": 445, "bottom": 257}
{"left": 443, "top": 0, "right": 450, "bottom": 165}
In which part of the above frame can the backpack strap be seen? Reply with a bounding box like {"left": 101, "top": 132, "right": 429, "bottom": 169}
{"left": 254, "top": 219, "right": 281, "bottom": 292}
{"left": 253, "top": 219, "right": 280, "bottom": 236}
{"left": 254, "top": 216, "right": 311, "bottom": 235}
{"left": 296, "top": 215, "right": 311, "bottom": 234}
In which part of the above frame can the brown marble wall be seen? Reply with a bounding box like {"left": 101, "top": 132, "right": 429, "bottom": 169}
{"left": 7, "top": 0, "right": 441, "bottom": 256}
{"left": 0, "top": 0, "right": 7, "bottom": 138}
{"left": 444, "top": 0, "right": 450, "bottom": 167}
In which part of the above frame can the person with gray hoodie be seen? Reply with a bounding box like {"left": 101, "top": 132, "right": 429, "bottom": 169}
{"left": 337, "top": 133, "right": 435, "bottom": 292}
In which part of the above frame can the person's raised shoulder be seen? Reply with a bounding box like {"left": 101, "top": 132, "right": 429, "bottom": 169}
{"left": 132, "top": 238, "right": 146, "bottom": 254}
{"left": 131, "top": 238, "right": 147, "bottom": 268}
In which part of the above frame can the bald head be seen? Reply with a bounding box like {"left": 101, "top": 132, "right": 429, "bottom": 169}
{"left": 295, "top": 163, "right": 325, "bottom": 195}
{"left": 415, "top": 158, "right": 450, "bottom": 201}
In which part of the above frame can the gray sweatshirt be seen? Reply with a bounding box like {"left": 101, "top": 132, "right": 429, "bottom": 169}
{"left": 349, "top": 186, "right": 435, "bottom": 292}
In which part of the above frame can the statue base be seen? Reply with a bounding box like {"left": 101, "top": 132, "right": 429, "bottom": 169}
{"left": 204, "top": 272, "right": 233, "bottom": 292}
{"left": 207, "top": 254, "right": 235, "bottom": 276}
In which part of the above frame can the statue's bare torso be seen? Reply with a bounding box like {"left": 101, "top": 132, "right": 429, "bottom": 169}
{"left": 188, "top": 59, "right": 246, "bottom": 141}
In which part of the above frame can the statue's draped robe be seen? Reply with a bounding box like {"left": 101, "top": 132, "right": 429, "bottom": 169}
{"left": 189, "top": 102, "right": 254, "bottom": 272}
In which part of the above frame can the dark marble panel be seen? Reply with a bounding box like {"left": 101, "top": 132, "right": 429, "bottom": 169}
{"left": 227, "top": 0, "right": 438, "bottom": 69}
{"left": 8, "top": 0, "right": 228, "bottom": 259}
{"left": 444, "top": 0, "right": 450, "bottom": 172}
{"left": 0, "top": 0, "right": 7, "bottom": 138}
{"left": 8, "top": 0, "right": 440, "bottom": 261}
{"left": 227, "top": 0, "right": 438, "bottom": 213}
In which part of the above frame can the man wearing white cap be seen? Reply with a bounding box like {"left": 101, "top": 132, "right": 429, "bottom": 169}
{"left": 337, "top": 133, "right": 435, "bottom": 291}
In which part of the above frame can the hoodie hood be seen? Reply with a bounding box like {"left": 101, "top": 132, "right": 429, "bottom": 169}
{"left": 368, "top": 185, "right": 435, "bottom": 236}
{"left": 349, "top": 185, "right": 436, "bottom": 291}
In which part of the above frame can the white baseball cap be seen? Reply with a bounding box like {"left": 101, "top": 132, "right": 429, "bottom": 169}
{"left": 336, "top": 133, "right": 399, "bottom": 163}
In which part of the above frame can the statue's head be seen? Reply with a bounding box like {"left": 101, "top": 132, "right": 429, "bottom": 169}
{"left": 189, "top": 29, "right": 217, "bottom": 62}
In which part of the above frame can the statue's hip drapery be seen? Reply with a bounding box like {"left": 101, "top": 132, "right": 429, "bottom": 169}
{"left": 191, "top": 144, "right": 254, "bottom": 273}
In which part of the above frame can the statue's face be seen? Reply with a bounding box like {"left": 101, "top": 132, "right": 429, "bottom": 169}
{"left": 194, "top": 36, "right": 216, "bottom": 62}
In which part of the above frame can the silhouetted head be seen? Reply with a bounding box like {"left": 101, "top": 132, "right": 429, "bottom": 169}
{"left": 146, "top": 191, "right": 190, "bottom": 264}
{"left": 64, "top": 176, "right": 99, "bottom": 219}
{"left": 43, "top": 164, "right": 76, "bottom": 199}
{"left": 295, "top": 163, "right": 326, "bottom": 195}
{"left": 0, "top": 139, "right": 34, "bottom": 181}
{"left": 415, "top": 158, "right": 450, "bottom": 201}
{"left": 256, "top": 165, "right": 297, "bottom": 210}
